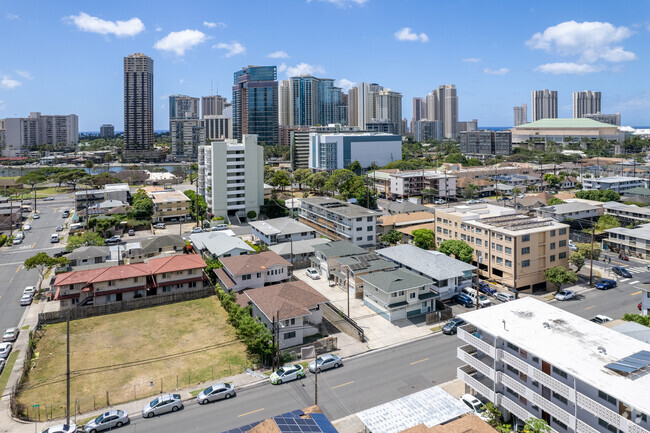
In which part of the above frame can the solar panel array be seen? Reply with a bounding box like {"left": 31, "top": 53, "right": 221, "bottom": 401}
{"left": 223, "top": 410, "right": 309, "bottom": 433}
{"left": 223, "top": 421, "right": 261, "bottom": 433}
{"left": 605, "top": 350, "right": 650, "bottom": 375}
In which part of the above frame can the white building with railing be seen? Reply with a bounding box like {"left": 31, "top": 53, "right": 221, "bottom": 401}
{"left": 456, "top": 297, "right": 650, "bottom": 433}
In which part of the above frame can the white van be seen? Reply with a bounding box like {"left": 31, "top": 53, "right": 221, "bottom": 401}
{"left": 462, "top": 287, "right": 491, "bottom": 308}
{"left": 50, "top": 234, "right": 59, "bottom": 243}
{"left": 212, "top": 224, "right": 228, "bottom": 231}
{"left": 69, "top": 223, "right": 83, "bottom": 232}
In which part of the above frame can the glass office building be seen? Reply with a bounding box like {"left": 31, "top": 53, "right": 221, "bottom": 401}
{"left": 232, "top": 66, "right": 279, "bottom": 145}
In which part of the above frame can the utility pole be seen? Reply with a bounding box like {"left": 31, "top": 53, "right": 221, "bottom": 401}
{"left": 271, "top": 314, "right": 276, "bottom": 370}
{"left": 195, "top": 168, "right": 200, "bottom": 229}
{"left": 9, "top": 191, "right": 14, "bottom": 237}
{"left": 346, "top": 266, "right": 350, "bottom": 317}
{"left": 276, "top": 309, "right": 280, "bottom": 369}
{"left": 314, "top": 349, "right": 318, "bottom": 406}
{"left": 66, "top": 312, "right": 70, "bottom": 425}
{"left": 589, "top": 224, "right": 596, "bottom": 285}
{"left": 85, "top": 187, "right": 89, "bottom": 230}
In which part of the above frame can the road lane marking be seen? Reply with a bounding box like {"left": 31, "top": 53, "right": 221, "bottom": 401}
{"left": 15, "top": 265, "right": 21, "bottom": 273}
{"left": 332, "top": 380, "right": 355, "bottom": 389}
{"left": 584, "top": 306, "right": 596, "bottom": 310}
{"left": 31, "top": 242, "right": 36, "bottom": 248}
{"left": 410, "top": 358, "right": 430, "bottom": 365}
{"left": 238, "top": 408, "right": 264, "bottom": 417}
{"left": 630, "top": 281, "right": 640, "bottom": 285}
{"left": 631, "top": 291, "right": 642, "bottom": 296}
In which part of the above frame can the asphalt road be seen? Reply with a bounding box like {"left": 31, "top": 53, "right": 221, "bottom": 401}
{"left": 0, "top": 194, "right": 74, "bottom": 334}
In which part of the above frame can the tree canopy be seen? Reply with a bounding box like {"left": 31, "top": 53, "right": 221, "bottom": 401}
{"left": 438, "top": 239, "right": 473, "bottom": 262}
{"left": 575, "top": 189, "right": 620, "bottom": 202}
{"left": 381, "top": 229, "right": 402, "bottom": 245}
{"left": 66, "top": 231, "right": 105, "bottom": 252}
{"left": 412, "top": 228, "right": 435, "bottom": 250}
{"left": 24, "top": 252, "right": 69, "bottom": 281}
{"left": 128, "top": 189, "right": 154, "bottom": 221}
{"left": 544, "top": 266, "right": 578, "bottom": 293}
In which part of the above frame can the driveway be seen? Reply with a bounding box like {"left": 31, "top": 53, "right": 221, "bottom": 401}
{"left": 293, "top": 271, "right": 434, "bottom": 349}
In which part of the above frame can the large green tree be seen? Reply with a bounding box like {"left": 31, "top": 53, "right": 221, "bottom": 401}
{"left": 545, "top": 266, "right": 578, "bottom": 293}
{"left": 568, "top": 252, "right": 586, "bottom": 272}
{"left": 595, "top": 214, "right": 620, "bottom": 232}
{"left": 307, "top": 171, "right": 330, "bottom": 194}
{"left": 438, "top": 240, "right": 473, "bottom": 263}
{"left": 324, "top": 169, "right": 356, "bottom": 194}
{"left": 412, "top": 228, "right": 435, "bottom": 250}
{"left": 463, "top": 183, "right": 480, "bottom": 200}
{"left": 24, "top": 252, "right": 69, "bottom": 281}
{"left": 292, "top": 168, "right": 312, "bottom": 190}
{"left": 128, "top": 190, "right": 154, "bottom": 221}
{"left": 66, "top": 231, "right": 105, "bottom": 252}
{"left": 270, "top": 170, "right": 291, "bottom": 191}
{"left": 185, "top": 190, "right": 207, "bottom": 221}
{"left": 523, "top": 418, "right": 551, "bottom": 433}
{"left": 381, "top": 229, "right": 402, "bottom": 245}
{"left": 576, "top": 243, "right": 601, "bottom": 261}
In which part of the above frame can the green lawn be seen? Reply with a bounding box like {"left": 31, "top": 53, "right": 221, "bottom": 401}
{"left": 0, "top": 350, "right": 20, "bottom": 396}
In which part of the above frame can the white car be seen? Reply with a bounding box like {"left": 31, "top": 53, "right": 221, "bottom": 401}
{"left": 142, "top": 394, "right": 182, "bottom": 418}
{"left": 41, "top": 423, "right": 77, "bottom": 433}
{"left": 591, "top": 315, "right": 613, "bottom": 324}
{"left": 555, "top": 289, "right": 576, "bottom": 301}
{"left": 20, "top": 294, "right": 33, "bottom": 306}
{"left": 33, "top": 213, "right": 40, "bottom": 219}
{"left": 12, "top": 237, "right": 23, "bottom": 245}
{"left": 460, "top": 394, "right": 489, "bottom": 421}
{"left": 196, "top": 383, "right": 235, "bottom": 404}
{"left": 494, "top": 292, "right": 515, "bottom": 302}
{"left": 24, "top": 286, "right": 36, "bottom": 296}
{"left": 306, "top": 268, "right": 320, "bottom": 280}
{"left": 0, "top": 342, "right": 12, "bottom": 359}
{"left": 2, "top": 327, "right": 19, "bottom": 342}
{"left": 269, "top": 364, "right": 306, "bottom": 385}
{"left": 22, "top": 224, "right": 31, "bottom": 230}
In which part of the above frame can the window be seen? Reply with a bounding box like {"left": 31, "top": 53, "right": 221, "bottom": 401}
{"left": 505, "top": 260, "right": 512, "bottom": 267}
{"left": 134, "top": 277, "right": 139, "bottom": 283}
{"left": 163, "top": 285, "right": 171, "bottom": 292}
{"left": 553, "top": 417, "right": 568, "bottom": 431}
{"left": 553, "top": 391, "right": 568, "bottom": 405}
{"left": 506, "top": 364, "right": 519, "bottom": 374}
{"left": 242, "top": 274, "right": 251, "bottom": 281}
{"left": 505, "top": 247, "right": 512, "bottom": 254}
{"left": 522, "top": 260, "right": 530, "bottom": 268}
{"left": 410, "top": 292, "right": 416, "bottom": 299}
{"left": 497, "top": 257, "right": 503, "bottom": 264}
{"left": 550, "top": 255, "right": 556, "bottom": 262}
{"left": 189, "top": 281, "right": 196, "bottom": 288}
{"left": 522, "top": 247, "right": 530, "bottom": 255}
{"left": 108, "top": 280, "right": 114, "bottom": 287}
{"left": 357, "top": 237, "right": 362, "bottom": 241}
{"left": 356, "top": 227, "right": 362, "bottom": 231}
{"left": 356, "top": 217, "right": 362, "bottom": 222}
{"left": 476, "top": 239, "right": 482, "bottom": 246}
{"left": 461, "top": 234, "right": 466, "bottom": 241}
{"left": 559, "top": 252, "right": 566, "bottom": 259}
{"left": 550, "top": 242, "right": 556, "bottom": 250}
{"left": 476, "top": 228, "right": 482, "bottom": 234}
{"left": 506, "top": 341, "right": 519, "bottom": 351}
{"left": 552, "top": 366, "right": 568, "bottom": 379}
{"left": 284, "top": 331, "right": 296, "bottom": 340}
{"left": 522, "top": 234, "right": 530, "bottom": 242}
{"left": 505, "top": 387, "right": 519, "bottom": 398}
{"left": 598, "top": 390, "right": 617, "bottom": 405}
{"left": 505, "top": 236, "right": 512, "bottom": 242}
{"left": 367, "top": 226, "right": 372, "bottom": 231}
{"left": 367, "top": 217, "right": 373, "bottom": 222}
{"left": 496, "top": 244, "right": 503, "bottom": 252}
{"left": 257, "top": 273, "right": 261, "bottom": 278}
{"left": 438, "top": 227, "right": 442, "bottom": 233}
{"left": 559, "top": 228, "right": 567, "bottom": 235}
{"left": 598, "top": 419, "right": 618, "bottom": 433}
{"left": 559, "top": 240, "right": 566, "bottom": 247}
{"left": 550, "top": 230, "right": 556, "bottom": 237}
{"left": 107, "top": 294, "right": 116, "bottom": 302}
{"left": 367, "top": 235, "right": 373, "bottom": 241}
{"left": 532, "top": 356, "right": 539, "bottom": 363}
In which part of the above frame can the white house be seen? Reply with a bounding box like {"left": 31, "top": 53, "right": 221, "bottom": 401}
{"left": 582, "top": 176, "right": 647, "bottom": 193}
{"left": 215, "top": 251, "right": 292, "bottom": 292}
{"left": 249, "top": 217, "right": 316, "bottom": 246}
{"left": 190, "top": 232, "right": 255, "bottom": 259}
{"left": 535, "top": 202, "right": 602, "bottom": 223}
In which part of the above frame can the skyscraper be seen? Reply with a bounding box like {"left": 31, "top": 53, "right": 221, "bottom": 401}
{"left": 278, "top": 80, "right": 292, "bottom": 127}
{"left": 347, "top": 87, "right": 359, "bottom": 127}
{"left": 426, "top": 85, "right": 458, "bottom": 139}
{"left": 201, "top": 95, "right": 227, "bottom": 117}
{"left": 169, "top": 95, "right": 204, "bottom": 161}
{"left": 412, "top": 97, "right": 427, "bottom": 127}
{"left": 124, "top": 53, "right": 154, "bottom": 160}
{"left": 232, "top": 65, "right": 279, "bottom": 145}
{"left": 278, "top": 75, "right": 345, "bottom": 128}
{"left": 100, "top": 124, "right": 114, "bottom": 138}
{"left": 376, "top": 89, "right": 403, "bottom": 134}
{"left": 513, "top": 103, "right": 528, "bottom": 126}
{"left": 531, "top": 89, "right": 558, "bottom": 121}
{"left": 573, "top": 91, "right": 601, "bottom": 118}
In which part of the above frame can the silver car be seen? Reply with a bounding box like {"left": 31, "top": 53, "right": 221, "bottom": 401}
{"left": 306, "top": 268, "right": 320, "bottom": 280}
{"left": 196, "top": 383, "right": 235, "bottom": 404}
{"left": 142, "top": 394, "right": 182, "bottom": 418}
{"left": 20, "top": 294, "right": 33, "bottom": 306}
{"left": 24, "top": 286, "right": 36, "bottom": 296}
{"left": 3, "top": 327, "right": 19, "bottom": 342}
{"left": 308, "top": 354, "right": 342, "bottom": 373}
{"left": 0, "top": 342, "right": 12, "bottom": 359}
{"left": 83, "top": 409, "right": 129, "bottom": 433}
{"left": 42, "top": 423, "right": 77, "bottom": 433}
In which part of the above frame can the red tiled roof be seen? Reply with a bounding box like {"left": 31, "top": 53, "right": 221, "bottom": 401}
{"left": 148, "top": 254, "right": 206, "bottom": 274}
{"left": 243, "top": 280, "right": 328, "bottom": 321}
{"left": 220, "top": 251, "right": 292, "bottom": 276}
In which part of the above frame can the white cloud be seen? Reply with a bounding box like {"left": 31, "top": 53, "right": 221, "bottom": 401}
{"left": 6, "top": 13, "right": 19, "bottom": 20}
{"left": 203, "top": 21, "right": 226, "bottom": 28}
{"left": 66, "top": 12, "right": 145, "bottom": 37}
{"left": 285, "top": 63, "right": 325, "bottom": 77}
{"left": 534, "top": 62, "right": 602, "bottom": 75}
{"left": 278, "top": 63, "right": 287, "bottom": 73}
{"left": 267, "top": 51, "right": 289, "bottom": 59}
{"left": 213, "top": 41, "right": 245, "bottom": 57}
{"left": 462, "top": 58, "right": 481, "bottom": 63}
{"left": 526, "top": 20, "right": 636, "bottom": 63}
{"left": 0, "top": 100, "right": 5, "bottom": 110}
{"left": 483, "top": 67, "right": 510, "bottom": 75}
{"left": 15, "top": 70, "right": 33, "bottom": 79}
{"left": 394, "top": 27, "right": 428, "bottom": 42}
{"left": 155, "top": 27, "right": 162, "bottom": 32}
{"left": 179, "top": 79, "right": 184, "bottom": 85}
{"left": 1, "top": 76, "right": 21, "bottom": 89}
{"left": 316, "top": 0, "right": 368, "bottom": 8}
{"left": 154, "top": 29, "right": 208, "bottom": 55}
{"left": 335, "top": 78, "right": 356, "bottom": 92}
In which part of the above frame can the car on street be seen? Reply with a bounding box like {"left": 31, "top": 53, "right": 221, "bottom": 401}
{"left": 153, "top": 223, "right": 166, "bottom": 229}
{"left": 56, "top": 225, "right": 63, "bottom": 232}
{"left": 104, "top": 235, "right": 122, "bottom": 245}
{"left": 569, "top": 241, "right": 577, "bottom": 251}
{"left": 270, "top": 364, "right": 305, "bottom": 385}
{"left": 33, "top": 213, "right": 40, "bottom": 219}
{"left": 128, "top": 229, "right": 135, "bottom": 236}
{"left": 212, "top": 224, "right": 228, "bottom": 231}
{"left": 612, "top": 266, "right": 632, "bottom": 278}
{"left": 308, "top": 354, "right": 343, "bottom": 373}
{"left": 590, "top": 315, "right": 613, "bottom": 324}
{"left": 20, "top": 294, "right": 33, "bottom": 306}
{"left": 442, "top": 317, "right": 466, "bottom": 335}
{"left": 3, "top": 327, "right": 19, "bottom": 342}
{"left": 478, "top": 281, "right": 496, "bottom": 296}
{"left": 459, "top": 394, "right": 489, "bottom": 422}
{"left": 54, "top": 250, "right": 69, "bottom": 258}
{"left": 12, "top": 237, "right": 22, "bottom": 245}
{"left": 434, "top": 199, "right": 446, "bottom": 204}
{"left": 41, "top": 423, "right": 77, "bottom": 433}
{"left": 595, "top": 279, "right": 617, "bottom": 290}
{"left": 190, "top": 227, "right": 203, "bottom": 234}
{"left": 83, "top": 410, "right": 129, "bottom": 433}
{"left": 453, "top": 293, "right": 474, "bottom": 308}
{"left": 467, "top": 200, "right": 479, "bottom": 204}
{"left": 62, "top": 211, "right": 69, "bottom": 218}
{"left": 196, "top": 383, "right": 235, "bottom": 404}
{"left": 43, "top": 196, "right": 55, "bottom": 201}
{"left": 306, "top": 268, "right": 320, "bottom": 280}
{"left": 0, "top": 342, "right": 12, "bottom": 359}
{"left": 22, "top": 224, "right": 31, "bottom": 230}
{"left": 494, "top": 292, "right": 515, "bottom": 303}
{"left": 555, "top": 289, "right": 576, "bottom": 301}
{"left": 142, "top": 394, "right": 182, "bottom": 418}
{"left": 24, "top": 286, "right": 36, "bottom": 296}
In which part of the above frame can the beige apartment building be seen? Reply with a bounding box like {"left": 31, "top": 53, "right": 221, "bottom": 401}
{"left": 148, "top": 189, "right": 191, "bottom": 223}
{"left": 435, "top": 204, "right": 569, "bottom": 292}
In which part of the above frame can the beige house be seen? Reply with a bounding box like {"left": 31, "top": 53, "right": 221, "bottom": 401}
{"left": 435, "top": 204, "right": 570, "bottom": 292}
{"left": 148, "top": 189, "right": 191, "bottom": 223}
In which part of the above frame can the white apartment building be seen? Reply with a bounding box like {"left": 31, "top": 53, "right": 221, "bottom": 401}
{"left": 389, "top": 171, "right": 456, "bottom": 200}
{"left": 198, "top": 135, "right": 264, "bottom": 219}
{"left": 457, "top": 297, "right": 650, "bottom": 433}
{"left": 582, "top": 177, "right": 647, "bottom": 193}
{"left": 2, "top": 112, "right": 79, "bottom": 157}
{"left": 299, "top": 197, "right": 382, "bottom": 247}
{"left": 308, "top": 132, "right": 402, "bottom": 171}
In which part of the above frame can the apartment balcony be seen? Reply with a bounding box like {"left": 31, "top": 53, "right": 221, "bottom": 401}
{"left": 498, "top": 349, "right": 533, "bottom": 376}
{"left": 531, "top": 392, "right": 574, "bottom": 427}
{"left": 530, "top": 367, "right": 574, "bottom": 402}
{"left": 458, "top": 325, "right": 496, "bottom": 358}
{"left": 575, "top": 394, "right": 650, "bottom": 433}
{"left": 577, "top": 421, "right": 601, "bottom": 433}
{"left": 496, "top": 393, "right": 536, "bottom": 429}
{"left": 457, "top": 364, "right": 495, "bottom": 402}
{"left": 497, "top": 370, "right": 529, "bottom": 399}
{"left": 458, "top": 344, "right": 496, "bottom": 381}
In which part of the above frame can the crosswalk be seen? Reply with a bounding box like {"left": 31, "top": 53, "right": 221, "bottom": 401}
{"left": 624, "top": 266, "right": 649, "bottom": 274}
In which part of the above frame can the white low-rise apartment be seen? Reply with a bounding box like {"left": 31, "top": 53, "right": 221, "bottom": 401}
{"left": 535, "top": 202, "right": 603, "bottom": 223}
{"left": 457, "top": 297, "right": 650, "bottom": 433}
{"left": 582, "top": 176, "right": 647, "bottom": 193}
{"left": 299, "top": 197, "right": 382, "bottom": 247}
{"left": 605, "top": 223, "right": 650, "bottom": 259}
{"left": 249, "top": 217, "right": 316, "bottom": 245}
{"left": 603, "top": 202, "right": 650, "bottom": 224}
{"left": 198, "top": 134, "right": 264, "bottom": 219}
{"left": 390, "top": 171, "right": 456, "bottom": 200}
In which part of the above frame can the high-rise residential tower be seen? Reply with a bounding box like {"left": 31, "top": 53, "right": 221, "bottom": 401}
{"left": 531, "top": 89, "right": 558, "bottom": 121}
{"left": 232, "top": 65, "right": 279, "bottom": 145}
{"left": 201, "top": 95, "right": 227, "bottom": 117}
{"left": 1, "top": 112, "right": 78, "bottom": 157}
{"left": 412, "top": 97, "right": 427, "bottom": 127}
{"left": 100, "top": 124, "right": 114, "bottom": 138}
{"left": 123, "top": 53, "right": 154, "bottom": 160}
{"left": 513, "top": 103, "right": 528, "bottom": 126}
{"left": 169, "top": 95, "right": 204, "bottom": 161}
{"left": 573, "top": 90, "right": 601, "bottom": 118}
{"left": 376, "top": 89, "right": 403, "bottom": 134}
{"left": 426, "top": 85, "right": 458, "bottom": 139}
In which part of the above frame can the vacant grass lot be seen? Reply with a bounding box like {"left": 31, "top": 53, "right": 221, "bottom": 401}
{"left": 16, "top": 297, "right": 248, "bottom": 420}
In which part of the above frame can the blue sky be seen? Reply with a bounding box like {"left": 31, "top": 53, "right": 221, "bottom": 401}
{"left": 1, "top": 0, "right": 650, "bottom": 131}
